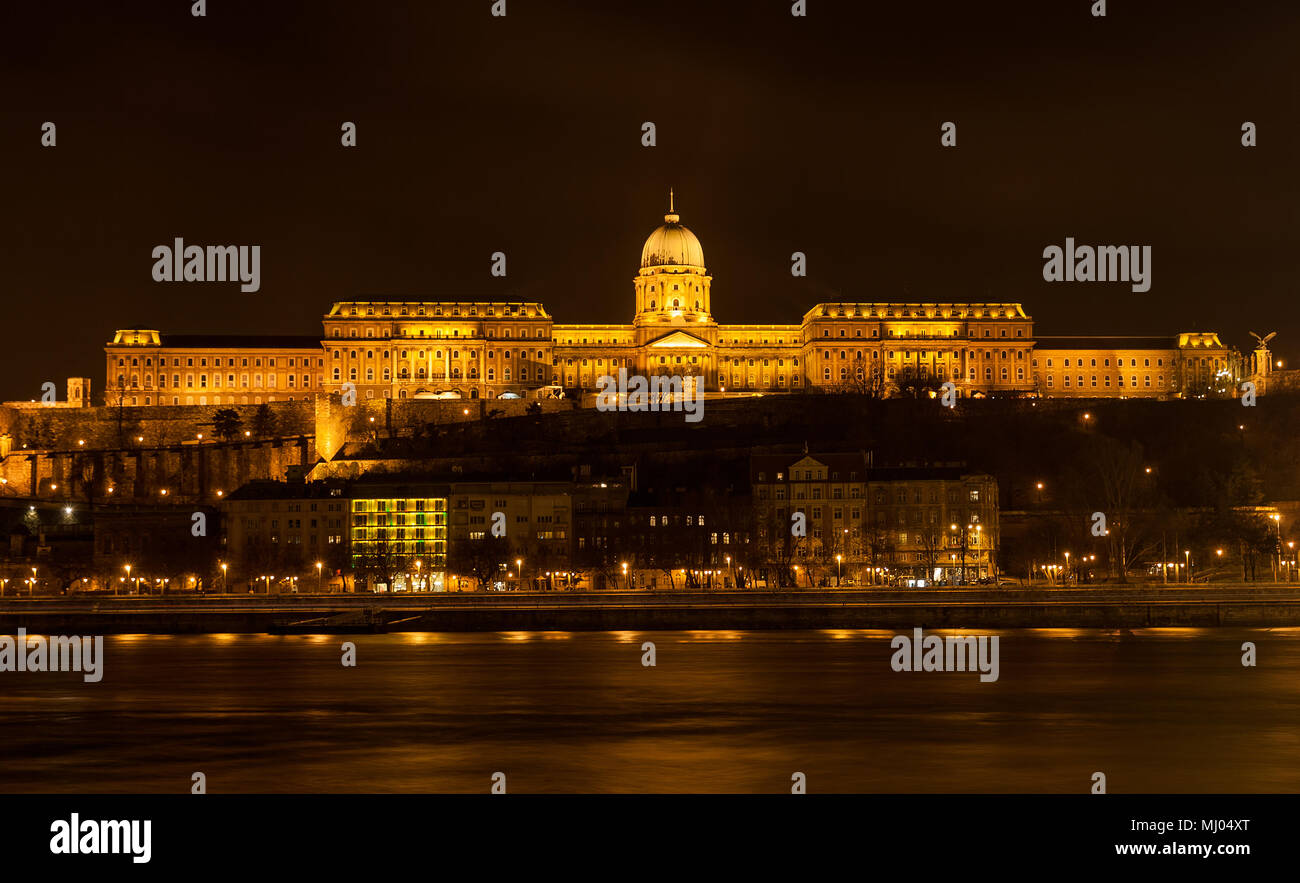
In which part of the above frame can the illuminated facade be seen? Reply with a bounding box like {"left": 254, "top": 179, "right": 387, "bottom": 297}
{"left": 1032, "top": 334, "right": 1236, "bottom": 398}
{"left": 350, "top": 489, "right": 449, "bottom": 591}
{"left": 751, "top": 453, "right": 999, "bottom": 585}
{"left": 103, "top": 330, "right": 323, "bottom": 407}
{"left": 102, "top": 197, "right": 1236, "bottom": 405}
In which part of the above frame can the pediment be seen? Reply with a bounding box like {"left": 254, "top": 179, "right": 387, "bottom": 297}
{"left": 647, "top": 331, "right": 710, "bottom": 349}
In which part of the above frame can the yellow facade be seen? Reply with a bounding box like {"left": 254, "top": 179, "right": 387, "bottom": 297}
{"left": 1033, "top": 333, "right": 1234, "bottom": 399}
{"left": 103, "top": 199, "right": 1235, "bottom": 405}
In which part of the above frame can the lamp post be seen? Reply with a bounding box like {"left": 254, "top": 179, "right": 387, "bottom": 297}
{"left": 725, "top": 554, "right": 732, "bottom": 589}
{"left": 123, "top": 564, "right": 131, "bottom": 596}
{"left": 963, "top": 524, "right": 975, "bottom": 585}
{"left": 620, "top": 560, "right": 628, "bottom": 590}
{"left": 316, "top": 561, "right": 324, "bottom": 593}
{"left": 1271, "top": 514, "right": 1283, "bottom": 582}
{"left": 516, "top": 558, "right": 523, "bottom": 590}
{"left": 1063, "top": 551, "right": 1070, "bottom": 586}
{"left": 950, "top": 524, "right": 960, "bottom": 585}
{"left": 1184, "top": 549, "right": 1191, "bottom": 585}
{"left": 836, "top": 553, "right": 843, "bottom": 586}
{"left": 220, "top": 562, "right": 228, "bottom": 593}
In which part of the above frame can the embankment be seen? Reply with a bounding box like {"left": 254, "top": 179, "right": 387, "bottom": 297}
{"left": 2, "top": 587, "right": 1299, "bottom": 633}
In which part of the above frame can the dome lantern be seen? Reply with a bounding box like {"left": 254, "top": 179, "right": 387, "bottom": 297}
{"left": 640, "top": 189, "right": 704, "bottom": 270}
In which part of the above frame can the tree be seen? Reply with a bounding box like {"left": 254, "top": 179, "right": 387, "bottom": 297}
{"left": 72, "top": 452, "right": 104, "bottom": 507}
{"left": 1081, "top": 435, "right": 1158, "bottom": 582}
{"left": 448, "top": 535, "right": 509, "bottom": 590}
{"left": 251, "top": 404, "right": 277, "bottom": 439}
{"left": 893, "top": 366, "right": 946, "bottom": 399}
{"left": 917, "top": 528, "right": 943, "bottom": 583}
{"left": 212, "top": 408, "right": 243, "bottom": 441}
{"left": 325, "top": 542, "right": 353, "bottom": 592}
{"left": 355, "top": 530, "right": 399, "bottom": 591}
{"left": 835, "top": 364, "right": 884, "bottom": 398}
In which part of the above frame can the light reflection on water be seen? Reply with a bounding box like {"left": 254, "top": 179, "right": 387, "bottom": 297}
{"left": 0, "top": 628, "right": 1295, "bottom": 794}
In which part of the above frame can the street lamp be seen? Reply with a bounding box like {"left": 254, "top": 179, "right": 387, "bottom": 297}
{"left": 316, "top": 561, "right": 324, "bottom": 593}
{"left": 1184, "top": 549, "right": 1190, "bottom": 584}
{"left": 620, "top": 560, "right": 628, "bottom": 589}
{"left": 123, "top": 564, "right": 131, "bottom": 595}
{"left": 221, "top": 562, "right": 228, "bottom": 592}
{"left": 515, "top": 558, "right": 523, "bottom": 589}
{"left": 1272, "top": 514, "right": 1283, "bottom": 581}
{"left": 836, "top": 553, "right": 843, "bottom": 586}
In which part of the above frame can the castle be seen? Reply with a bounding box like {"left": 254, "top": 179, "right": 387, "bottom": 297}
{"left": 103, "top": 195, "right": 1241, "bottom": 408}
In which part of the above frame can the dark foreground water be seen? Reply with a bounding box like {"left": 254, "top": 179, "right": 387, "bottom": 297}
{"left": 1, "top": 629, "right": 1297, "bottom": 793}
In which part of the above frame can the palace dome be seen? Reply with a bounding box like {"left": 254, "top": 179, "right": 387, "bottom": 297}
{"left": 640, "top": 194, "right": 704, "bottom": 269}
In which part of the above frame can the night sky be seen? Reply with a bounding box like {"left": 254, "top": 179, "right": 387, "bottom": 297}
{"left": 1, "top": 0, "right": 1297, "bottom": 401}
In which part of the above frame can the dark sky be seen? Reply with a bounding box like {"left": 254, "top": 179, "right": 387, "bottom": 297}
{"left": 1, "top": 0, "right": 1297, "bottom": 401}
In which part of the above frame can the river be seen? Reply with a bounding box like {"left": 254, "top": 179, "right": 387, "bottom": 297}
{"left": 0, "top": 628, "right": 1295, "bottom": 793}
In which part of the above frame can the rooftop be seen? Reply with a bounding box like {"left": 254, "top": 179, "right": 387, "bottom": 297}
{"left": 1034, "top": 336, "right": 1180, "bottom": 351}
{"left": 154, "top": 334, "right": 322, "bottom": 350}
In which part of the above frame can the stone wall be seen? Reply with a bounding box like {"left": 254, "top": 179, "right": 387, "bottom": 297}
{"left": 0, "top": 400, "right": 314, "bottom": 451}
{"left": 0, "top": 437, "right": 314, "bottom": 501}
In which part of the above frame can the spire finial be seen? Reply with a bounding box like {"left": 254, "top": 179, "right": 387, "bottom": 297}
{"left": 663, "top": 187, "right": 680, "bottom": 224}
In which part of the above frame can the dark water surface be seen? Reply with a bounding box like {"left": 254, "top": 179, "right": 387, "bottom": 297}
{"left": 1, "top": 629, "right": 1296, "bottom": 793}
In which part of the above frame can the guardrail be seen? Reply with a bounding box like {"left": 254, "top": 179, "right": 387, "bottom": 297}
{"left": 3, "top": 585, "right": 1300, "bottom": 614}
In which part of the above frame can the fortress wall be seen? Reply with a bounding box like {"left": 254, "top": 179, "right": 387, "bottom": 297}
{"left": 0, "top": 400, "right": 314, "bottom": 451}
{"left": 0, "top": 437, "right": 314, "bottom": 502}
